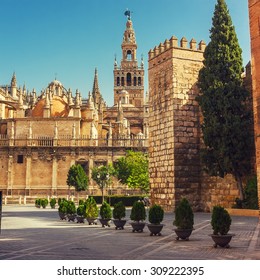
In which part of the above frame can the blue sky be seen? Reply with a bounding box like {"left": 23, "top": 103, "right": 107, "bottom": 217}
{"left": 0, "top": 0, "right": 250, "bottom": 106}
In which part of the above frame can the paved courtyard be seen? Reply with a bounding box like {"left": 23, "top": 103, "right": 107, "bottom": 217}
{"left": 0, "top": 205, "right": 260, "bottom": 260}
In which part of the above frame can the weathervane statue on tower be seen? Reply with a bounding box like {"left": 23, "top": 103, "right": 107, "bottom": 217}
{"left": 124, "top": 9, "right": 132, "bottom": 20}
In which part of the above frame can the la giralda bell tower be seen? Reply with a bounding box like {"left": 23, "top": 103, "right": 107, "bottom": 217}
{"left": 113, "top": 10, "right": 145, "bottom": 108}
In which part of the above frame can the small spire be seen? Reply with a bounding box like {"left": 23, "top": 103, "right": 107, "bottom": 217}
{"left": 92, "top": 68, "right": 100, "bottom": 95}
{"left": 114, "top": 54, "right": 118, "bottom": 68}
{"left": 68, "top": 89, "right": 74, "bottom": 106}
{"left": 32, "top": 89, "right": 37, "bottom": 106}
{"left": 11, "top": 72, "right": 17, "bottom": 87}
{"left": 75, "top": 89, "right": 80, "bottom": 108}
{"left": 87, "top": 91, "right": 95, "bottom": 109}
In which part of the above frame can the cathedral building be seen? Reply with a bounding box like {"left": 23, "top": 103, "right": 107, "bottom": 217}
{"left": 0, "top": 15, "right": 148, "bottom": 203}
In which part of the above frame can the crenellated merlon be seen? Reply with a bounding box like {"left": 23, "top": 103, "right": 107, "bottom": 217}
{"left": 148, "top": 36, "right": 206, "bottom": 60}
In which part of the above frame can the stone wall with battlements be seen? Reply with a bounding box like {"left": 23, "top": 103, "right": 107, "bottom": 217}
{"left": 148, "top": 37, "right": 205, "bottom": 211}
{"left": 148, "top": 36, "right": 244, "bottom": 212}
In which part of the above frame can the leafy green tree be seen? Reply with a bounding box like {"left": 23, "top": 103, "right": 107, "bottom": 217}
{"left": 91, "top": 164, "right": 115, "bottom": 203}
{"left": 66, "top": 164, "right": 89, "bottom": 197}
{"left": 196, "top": 0, "right": 253, "bottom": 200}
{"left": 114, "top": 150, "right": 149, "bottom": 193}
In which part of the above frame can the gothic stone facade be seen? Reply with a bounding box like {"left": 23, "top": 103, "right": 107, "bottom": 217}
{"left": 0, "top": 17, "right": 148, "bottom": 203}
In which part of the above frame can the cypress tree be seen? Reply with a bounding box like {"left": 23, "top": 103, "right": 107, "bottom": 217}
{"left": 197, "top": 0, "right": 253, "bottom": 200}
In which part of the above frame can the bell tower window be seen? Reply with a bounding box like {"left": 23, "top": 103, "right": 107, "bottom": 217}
{"left": 127, "top": 73, "right": 132, "bottom": 86}
{"left": 117, "top": 77, "right": 120, "bottom": 86}
{"left": 138, "top": 77, "right": 142, "bottom": 86}
{"left": 127, "top": 50, "right": 132, "bottom": 61}
{"left": 134, "top": 77, "right": 137, "bottom": 86}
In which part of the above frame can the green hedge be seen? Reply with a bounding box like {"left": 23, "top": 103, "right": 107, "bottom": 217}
{"left": 92, "top": 195, "right": 147, "bottom": 206}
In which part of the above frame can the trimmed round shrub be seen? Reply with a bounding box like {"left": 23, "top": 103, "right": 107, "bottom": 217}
{"left": 100, "top": 201, "right": 112, "bottom": 219}
{"left": 50, "top": 198, "right": 56, "bottom": 208}
{"left": 84, "top": 197, "right": 99, "bottom": 218}
{"left": 130, "top": 201, "right": 146, "bottom": 222}
{"left": 77, "top": 205, "right": 85, "bottom": 216}
{"left": 211, "top": 205, "right": 231, "bottom": 235}
{"left": 67, "top": 201, "right": 76, "bottom": 215}
{"left": 173, "top": 198, "right": 194, "bottom": 229}
{"left": 35, "top": 199, "right": 41, "bottom": 208}
{"left": 113, "top": 201, "right": 126, "bottom": 220}
{"left": 148, "top": 204, "right": 164, "bottom": 224}
{"left": 40, "top": 198, "right": 48, "bottom": 208}
{"left": 58, "top": 198, "right": 67, "bottom": 206}
{"left": 58, "top": 199, "right": 68, "bottom": 214}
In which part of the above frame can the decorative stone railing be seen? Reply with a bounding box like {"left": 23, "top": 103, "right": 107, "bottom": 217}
{"left": 0, "top": 134, "right": 148, "bottom": 148}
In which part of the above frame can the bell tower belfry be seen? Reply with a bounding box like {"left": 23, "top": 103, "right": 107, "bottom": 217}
{"left": 113, "top": 11, "right": 144, "bottom": 107}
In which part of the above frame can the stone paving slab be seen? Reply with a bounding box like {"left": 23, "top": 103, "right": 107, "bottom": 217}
{"left": 0, "top": 205, "right": 259, "bottom": 260}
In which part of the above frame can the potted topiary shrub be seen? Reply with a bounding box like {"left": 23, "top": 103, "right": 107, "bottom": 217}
{"left": 67, "top": 201, "right": 76, "bottom": 222}
{"left": 84, "top": 197, "right": 99, "bottom": 225}
{"left": 35, "top": 199, "right": 41, "bottom": 208}
{"left": 130, "top": 201, "right": 146, "bottom": 232}
{"left": 58, "top": 199, "right": 68, "bottom": 220}
{"left": 112, "top": 201, "right": 127, "bottom": 230}
{"left": 40, "top": 198, "right": 48, "bottom": 209}
{"left": 210, "top": 205, "right": 234, "bottom": 248}
{"left": 58, "top": 198, "right": 65, "bottom": 206}
{"left": 147, "top": 204, "right": 164, "bottom": 236}
{"left": 99, "top": 201, "right": 112, "bottom": 227}
{"left": 50, "top": 198, "right": 56, "bottom": 209}
{"left": 76, "top": 204, "right": 85, "bottom": 223}
{"left": 173, "top": 198, "right": 194, "bottom": 241}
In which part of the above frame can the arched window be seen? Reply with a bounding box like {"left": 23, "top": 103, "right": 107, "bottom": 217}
{"left": 127, "top": 73, "right": 131, "bottom": 86}
{"left": 138, "top": 77, "right": 142, "bottom": 86}
{"left": 134, "top": 77, "right": 137, "bottom": 86}
{"left": 121, "top": 77, "right": 124, "bottom": 86}
{"left": 127, "top": 50, "right": 132, "bottom": 61}
{"left": 117, "top": 77, "right": 120, "bottom": 86}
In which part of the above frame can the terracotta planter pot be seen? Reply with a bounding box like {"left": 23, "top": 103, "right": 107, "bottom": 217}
{"left": 99, "top": 218, "right": 111, "bottom": 227}
{"left": 113, "top": 219, "right": 127, "bottom": 230}
{"left": 174, "top": 228, "right": 193, "bottom": 240}
{"left": 147, "top": 224, "right": 164, "bottom": 236}
{"left": 210, "top": 234, "right": 235, "bottom": 248}
{"left": 130, "top": 221, "right": 146, "bottom": 233}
